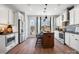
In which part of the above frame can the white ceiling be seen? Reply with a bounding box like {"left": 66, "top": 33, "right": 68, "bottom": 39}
{"left": 9, "top": 4, "right": 73, "bottom": 15}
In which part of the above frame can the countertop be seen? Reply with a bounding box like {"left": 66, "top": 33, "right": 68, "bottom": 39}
{"left": 0, "top": 32, "right": 18, "bottom": 35}
{"left": 65, "top": 31, "right": 79, "bottom": 34}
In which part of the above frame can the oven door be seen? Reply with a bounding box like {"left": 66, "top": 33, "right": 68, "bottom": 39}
{"left": 59, "top": 32, "right": 65, "bottom": 44}
{"left": 59, "top": 32, "right": 64, "bottom": 39}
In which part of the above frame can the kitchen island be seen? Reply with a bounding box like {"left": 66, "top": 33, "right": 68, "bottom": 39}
{"left": 36, "top": 33, "right": 54, "bottom": 48}
{"left": 42, "top": 33, "right": 54, "bottom": 48}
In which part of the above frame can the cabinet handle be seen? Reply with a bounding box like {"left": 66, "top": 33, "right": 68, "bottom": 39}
{"left": 75, "top": 39, "right": 78, "bottom": 40}
{"left": 72, "top": 35, "right": 74, "bottom": 36}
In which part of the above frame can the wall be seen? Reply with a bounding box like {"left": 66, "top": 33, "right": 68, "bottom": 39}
{"left": 25, "top": 13, "right": 29, "bottom": 38}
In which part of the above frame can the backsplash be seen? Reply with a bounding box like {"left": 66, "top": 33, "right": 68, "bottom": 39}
{"left": 0, "top": 24, "right": 18, "bottom": 34}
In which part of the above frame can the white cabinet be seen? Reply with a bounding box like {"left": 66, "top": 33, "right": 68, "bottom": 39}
{"left": 0, "top": 33, "right": 18, "bottom": 54}
{"left": 0, "top": 6, "right": 15, "bottom": 25}
{"left": 14, "top": 12, "right": 18, "bottom": 26}
{"left": 54, "top": 30, "right": 59, "bottom": 40}
{"left": 56, "top": 17, "right": 59, "bottom": 26}
{"left": 65, "top": 32, "right": 70, "bottom": 46}
{"left": 69, "top": 8, "right": 79, "bottom": 25}
{"left": 0, "top": 7, "right": 8, "bottom": 24}
{"left": 71, "top": 34, "right": 79, "bottom": 51}
{"left": 74, "top": 9, "right": 79, "bottom": 24}
{"left": 8, "top": 9, "right": 14, "bottom": 25}
{"left": 0, "top": 36, "right": 6, "bottom": 53}
{"left": 65, "top": 32, "right": 79, "bottom": 52}
{"left": 63, "top": 10, "right": 68, "bottom": 22}
{"left": 69, "top": 33, "right": 75, "bottom": 48}
{"left": 69, "top": 9, "right": 75, "bottom": 25}
{"left": 59, "top": 15, "right": 62, "bottom": 26}
{"left": 56, "top": 15, "right": 62, "bottom": 26}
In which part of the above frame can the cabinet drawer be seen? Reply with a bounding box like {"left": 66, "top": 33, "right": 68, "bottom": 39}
{"left": 75, "top": 34, "right": 79, "bottom": 41}
{"left": 70, "top": 36, "right": 79, "bottom": 51}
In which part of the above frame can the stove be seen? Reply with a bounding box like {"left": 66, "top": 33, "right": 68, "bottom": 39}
{"left": 59, "top": 31, "right": 65, "bottom": 44}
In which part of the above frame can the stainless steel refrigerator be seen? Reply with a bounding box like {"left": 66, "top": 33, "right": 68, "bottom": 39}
{"left": 18, "top": 19, "right": 24, "bottom": 44}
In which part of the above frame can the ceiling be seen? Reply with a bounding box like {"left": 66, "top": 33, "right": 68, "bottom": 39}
{"left": 9, "top": 4, "right": 73, "bottom": 15}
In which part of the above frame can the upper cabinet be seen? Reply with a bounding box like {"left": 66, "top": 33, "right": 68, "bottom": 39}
{"left": 0, "top": 6, "right": 9, "bottom": 24}
{"left": 69, "top": 9, "right": 75, "bottom": 25}
{"left": 62, "top": 10, "right": 68, "bottom": 22}
{"left": 0, "top": 5, "right": 16, "bottom": 25}
{"left": 8, "top": 9, "right": 14, "bottom": 25}
{"left": 56, "top": 15, "right": 62, "bottom": 27}
{"left": 74, "top": 8, "right": 79, "bottom": 24}
{"left": 69, "top": 7, "right": 79, "bottom": 25}
{"left": 56, "top": 16, "right": 60, "bottom": 26}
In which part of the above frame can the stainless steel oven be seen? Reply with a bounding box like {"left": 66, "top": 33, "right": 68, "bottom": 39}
{"left": 59, "top": 31, "right": 65, "bottom": 44}
{"left": 5, "top": 34, "right": 15, "bottom": 47}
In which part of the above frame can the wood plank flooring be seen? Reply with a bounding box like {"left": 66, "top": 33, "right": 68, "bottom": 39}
{"left": 7, "top": 37, "right": 77, "bottom": 54}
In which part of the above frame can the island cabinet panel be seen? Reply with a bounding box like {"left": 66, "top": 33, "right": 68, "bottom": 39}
{"left": 42, "top": 33, "right": 54, "bottom": 48}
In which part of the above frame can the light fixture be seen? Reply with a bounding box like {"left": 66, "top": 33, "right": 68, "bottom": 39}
{"left": 43, "top": 4, "right": 48, "bottom": 14}
{"left": 43, "top": 16, "right": 47, "bottom": 22}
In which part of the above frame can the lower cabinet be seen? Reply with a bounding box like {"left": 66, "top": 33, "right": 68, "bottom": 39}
{"left": 65, "top": 32, "right": 70, "bottom": 46}
{"left": 65, "top": 32, "right": 79, "bottom": 52}
{"left": 70, "top": 34, "right": 79, "bottom": 51}
{"left": 42, "top": 33, "right": 54, "bottom": 48}
{"left": 0, "top": 36, "right": 6, "bottom": 53}
{"left": 69, "top": 33, "right": 76, "bottom": 49}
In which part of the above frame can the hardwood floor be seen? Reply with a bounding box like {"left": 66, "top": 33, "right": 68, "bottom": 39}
{"left": 7, "top": 37, "right": 77, "bottom": 54}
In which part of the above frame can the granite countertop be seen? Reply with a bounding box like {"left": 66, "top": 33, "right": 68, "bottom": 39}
{"left": 65, "top": 31, "right": 79, "bottom": 34}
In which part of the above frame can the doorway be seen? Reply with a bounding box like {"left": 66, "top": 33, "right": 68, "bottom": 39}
{"left": 28, "top": 16, "right": 37, "bottom": 37}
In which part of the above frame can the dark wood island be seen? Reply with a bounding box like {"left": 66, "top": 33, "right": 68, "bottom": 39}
{"left": 42, "top": 33, "right": 54, "bottom": 48}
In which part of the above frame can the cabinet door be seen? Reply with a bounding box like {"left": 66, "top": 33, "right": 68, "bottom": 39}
{"left": 8, "top": 9, "right": 14, "bottom": 25}
{"left": 74, "top": 9, "right": 79, "bottom": 24}
{"left": 14, "top": 12, "right": 18, "bottom": 26}
{"left": 56, "top": 17, "right": 60, "bottom": 26}
{"left": 70, "top": 33, "right": 76, "bottom": 49}
{"left": 59, "top": 15, "right": 62, "bottom": 26}
{"left": 73, "top": 34, "right": 79, "bottom": 51}
{"left": 69, "top": 9, "right": 75, "bottom": 25}
{"left": 63, "top": 10, "right": 67, "bottom": 21}
{"left": 0, "top": 36, "right": 6, "bottom": 53}
{"left": 54, "top": 30, "right": 59, "bottom": 40}
{"left": 65, "top": 32, "right": 70, "bottom": 46}
{"left": 0, "top": 7, "right": 8, "bottom": 24}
